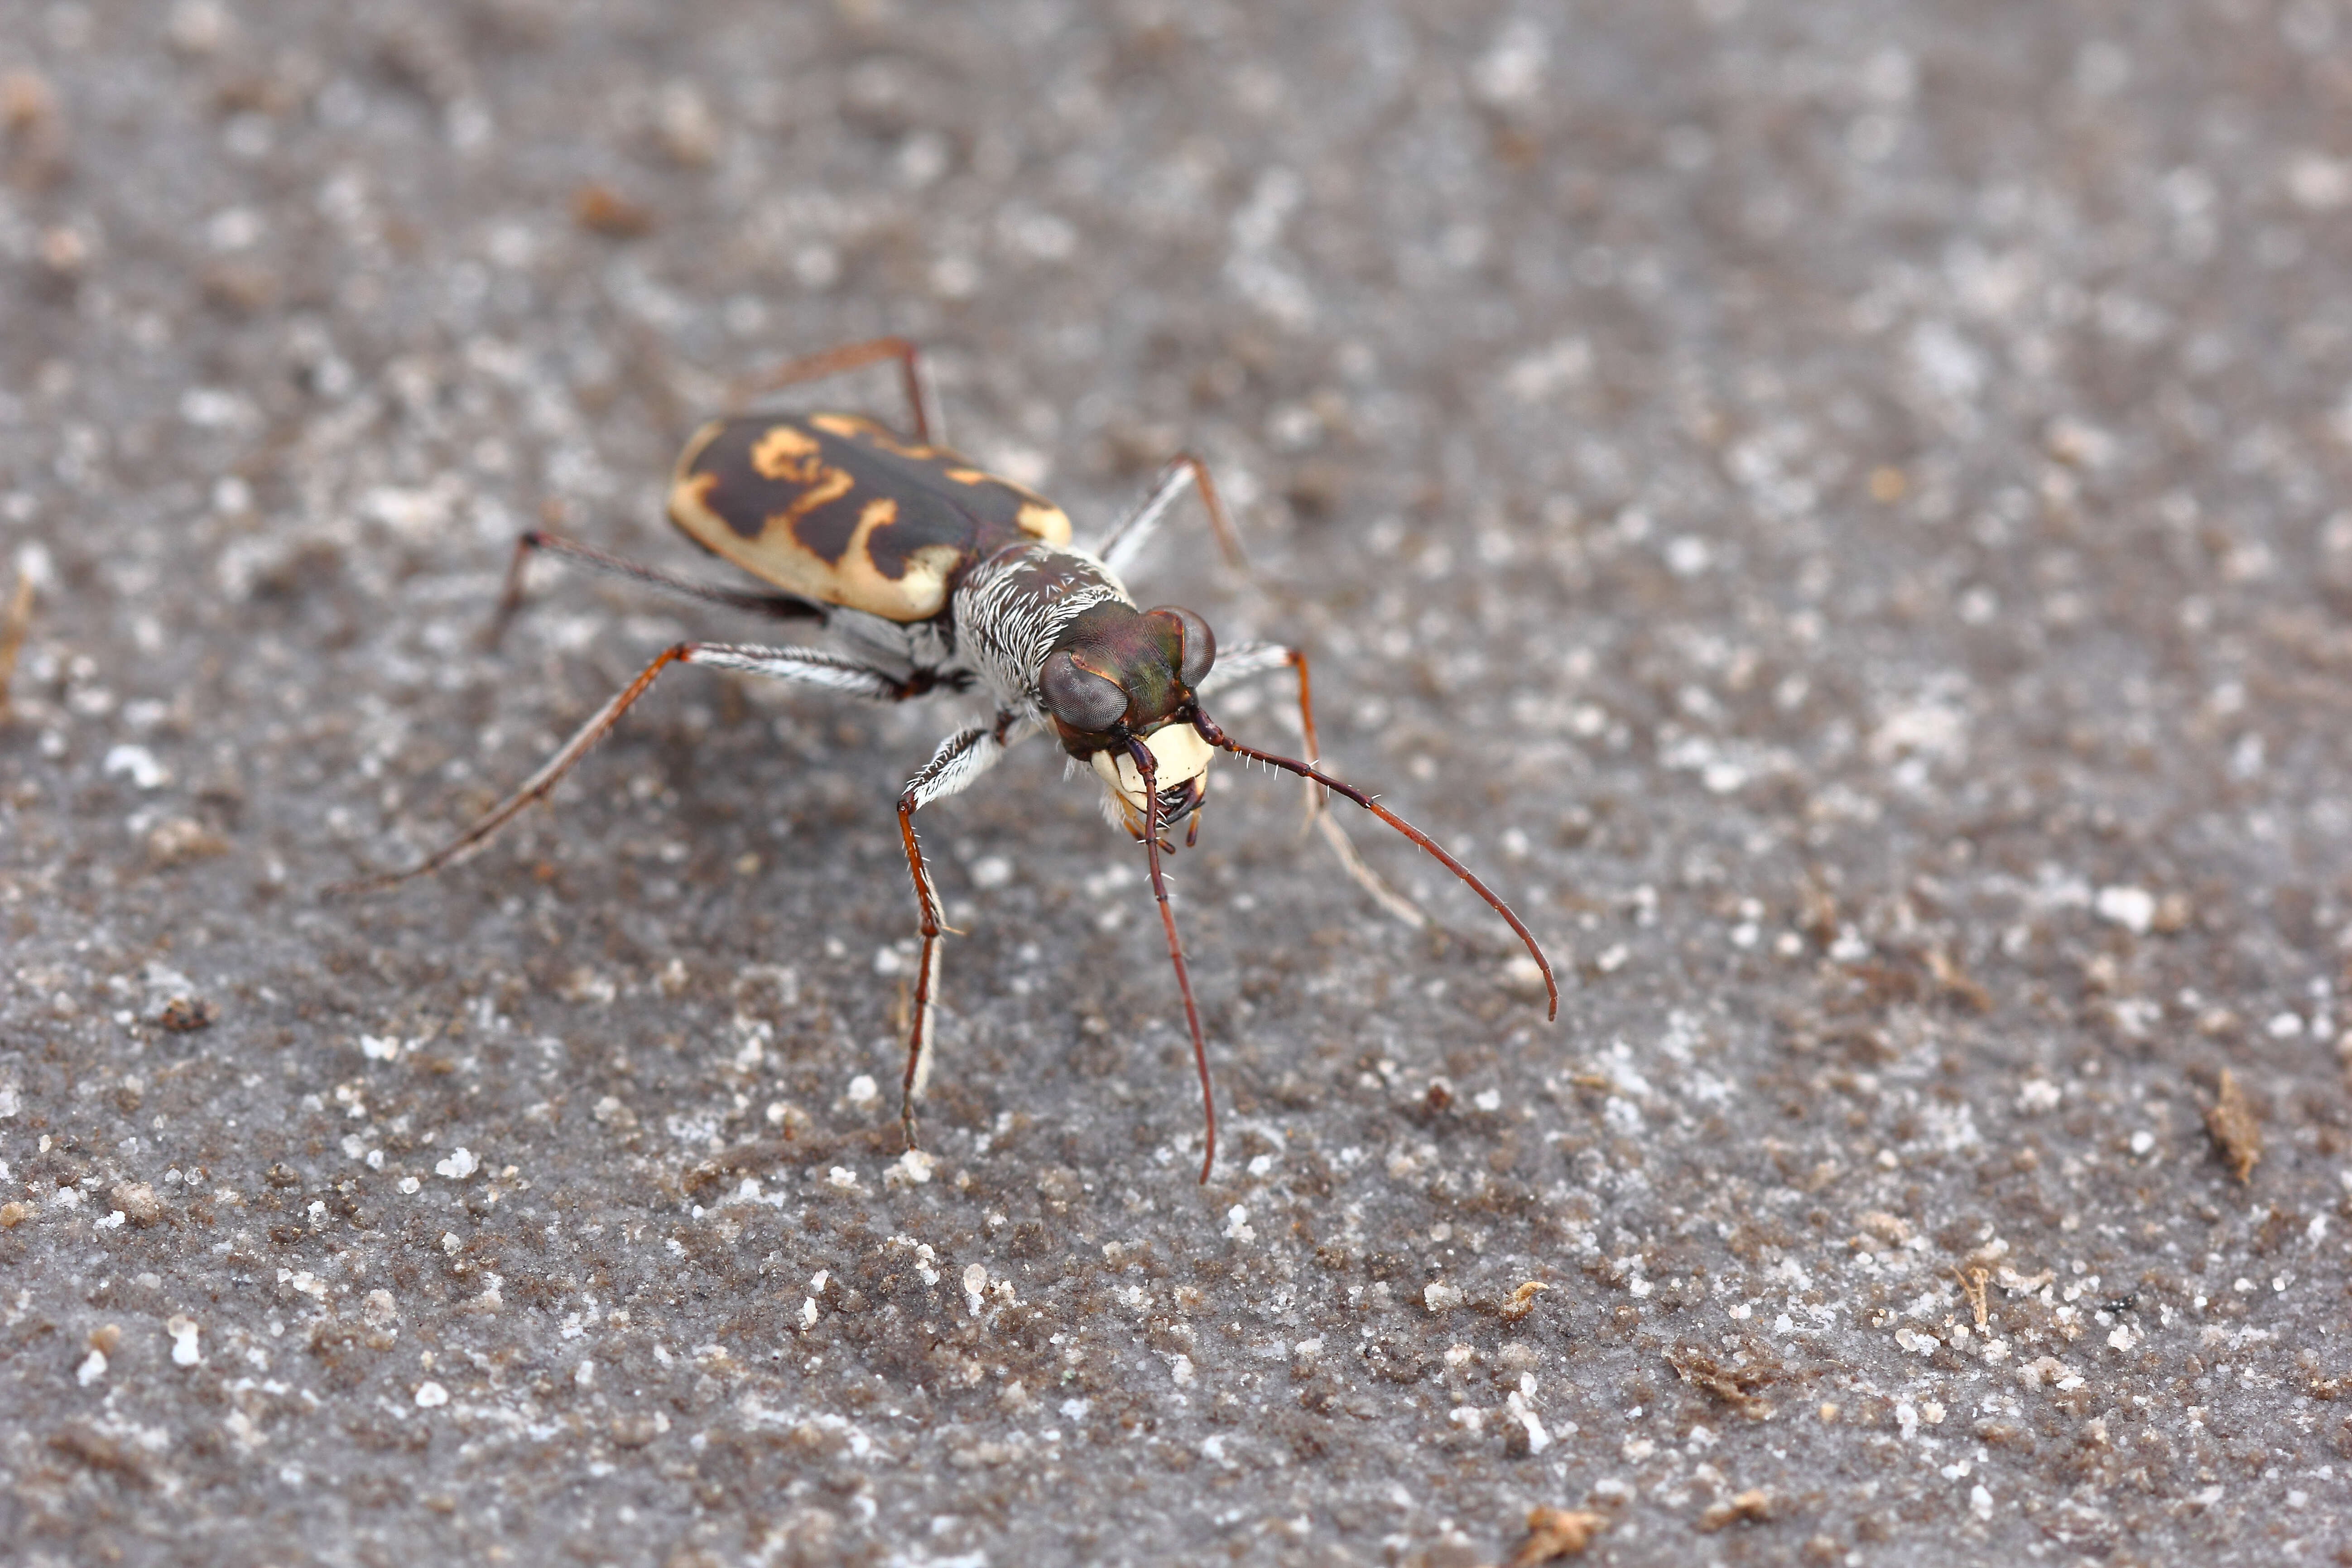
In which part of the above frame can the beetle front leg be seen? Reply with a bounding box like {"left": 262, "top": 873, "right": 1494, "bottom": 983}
{"left": 893, "top": 721, "right": 1011, "bottom": 1152}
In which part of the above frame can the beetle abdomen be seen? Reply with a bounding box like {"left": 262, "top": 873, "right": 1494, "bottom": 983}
{"left": 667, "top": 412, "right": 1073, "bottom": 624}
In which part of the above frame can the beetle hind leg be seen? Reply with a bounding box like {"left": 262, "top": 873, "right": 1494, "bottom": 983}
{"left": 327, "top": 642, "right": 934, "bottom": 897}
{"left": 729, "top": 337, "right": 941, "bottom": 447}
{"left": 482, "top": 528, "right": 824, "bottom": 650}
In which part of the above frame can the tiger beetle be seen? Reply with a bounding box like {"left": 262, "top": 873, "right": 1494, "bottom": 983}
{"left": 331, "top": 338, "right": 1558, "bottom": 1183}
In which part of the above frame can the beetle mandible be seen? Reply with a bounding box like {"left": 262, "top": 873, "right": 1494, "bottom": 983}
{"left": 332, "top": 339, "right": 1558, "bottom": 1182}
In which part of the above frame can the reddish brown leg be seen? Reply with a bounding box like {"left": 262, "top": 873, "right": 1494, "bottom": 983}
{"left": 1191, "top": 711, "right": 1559, "bottom": 1021}
{"left": 1097, "top": 452, "right": 1251, "bottom": 575}
{"left": 0, "top": 568, "right": 33, "bottom": 725}
{"left": 1281, "top": 645, "right": 1323, "bottom": 807}
{"left": 1279, "top": 646, "right": 1429, "bottom": 929}
{"left": 326, "top": 645, "right": 695, "bottom": 896}
{"left": 1163, "top": 453, "right": 1248, "bottom": 572}
{"left": 481, "top": 529, "right": 822, "bottom": 650}
{"left": 895, "top": 797, "right": 948, "bottom": 1152}
{"left": 327, "top": 641, "right": 920, "bottom": 898}
{"left": 727, "top": 336, "right": 938, "bottom": 445}
{"left": 890, "top": 723, "right": 1008, "bottom": 1153}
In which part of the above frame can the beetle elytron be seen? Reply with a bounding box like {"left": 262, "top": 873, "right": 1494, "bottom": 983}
{"left": 333, "top": 339, "right": 1556, "bottom": 1182}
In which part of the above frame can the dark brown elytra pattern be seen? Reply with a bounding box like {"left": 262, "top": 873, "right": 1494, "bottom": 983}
{"left": 669, "top": 411, "right": 1070, "bottom": 619}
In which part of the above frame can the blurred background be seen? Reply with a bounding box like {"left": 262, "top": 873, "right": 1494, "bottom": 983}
{"left": 3, "top": 2, "right": 2350, "bottom": 1565}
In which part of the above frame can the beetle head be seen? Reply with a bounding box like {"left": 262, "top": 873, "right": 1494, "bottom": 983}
{"left": 1037, "top": 602, "right": 1216, "bottom": 839}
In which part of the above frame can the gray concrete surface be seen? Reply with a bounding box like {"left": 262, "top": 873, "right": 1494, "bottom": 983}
{"left": 5, "top": 1, "right": 2352, "bottom": 1563}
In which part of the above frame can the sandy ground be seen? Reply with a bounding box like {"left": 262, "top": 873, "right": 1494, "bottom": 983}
{"left": 4, "top": 2, "right": 2352, "bottom": 1564}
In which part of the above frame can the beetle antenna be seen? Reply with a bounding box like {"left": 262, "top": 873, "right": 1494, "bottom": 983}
{"left": 1128, "top": 737, "right": 1216, "bottom": 1184}
{"left": 1191, "top": 708, "right": 1559, "bottom": 1021}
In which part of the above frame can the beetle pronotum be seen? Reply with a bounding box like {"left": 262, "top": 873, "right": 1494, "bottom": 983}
{"left": 333, "top": 339, "right": 1557, "bottom": 1181}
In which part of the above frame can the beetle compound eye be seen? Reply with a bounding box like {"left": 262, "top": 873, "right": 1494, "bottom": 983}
{"left": 1146, "top": 606, "right": 1216, "bottom": 688}
{"left": 1040, "top": 649, "right": 1127, "bottom": 732}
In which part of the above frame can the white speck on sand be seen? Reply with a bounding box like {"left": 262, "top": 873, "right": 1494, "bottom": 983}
{"left": 2094, "top": 885, "right": 2155, "bottom": 934}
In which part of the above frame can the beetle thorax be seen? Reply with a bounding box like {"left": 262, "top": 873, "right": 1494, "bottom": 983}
{"left": 952, "top": 539, "right": 1133, "bottom": 724}
{"left": 952, "top": 538, "right": 1222, "bottom": 839}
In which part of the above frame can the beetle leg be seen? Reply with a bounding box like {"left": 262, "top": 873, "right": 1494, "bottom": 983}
{"left": 894, "top": 722, "right": 1011, "bottom": 1153}
{"left": 1093, "top": 452, "right": 1248, "bottom": 577}
{"left": 327, "top": 642, "right": 930, "bottom": 896}
{"left": 1193, "top": 710, "right": 1558, "bottom": 1022}
{"left": 483, "top": 529, "right": 825, "bottom": 649}
{"left": 1197, "top": 639, "right": 1323, "bottom": 828}
{"left": 728, "top": 336, "right": 941, "bottom": 447}
{"left": 1194, "top": 639, "right": 1307, "bottom": 701}
{"left": 1197, "top": 640, "right": 1430, "bottom": 930}
{"left": 0, "top": 566, "right": 34, "bottom": 725}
